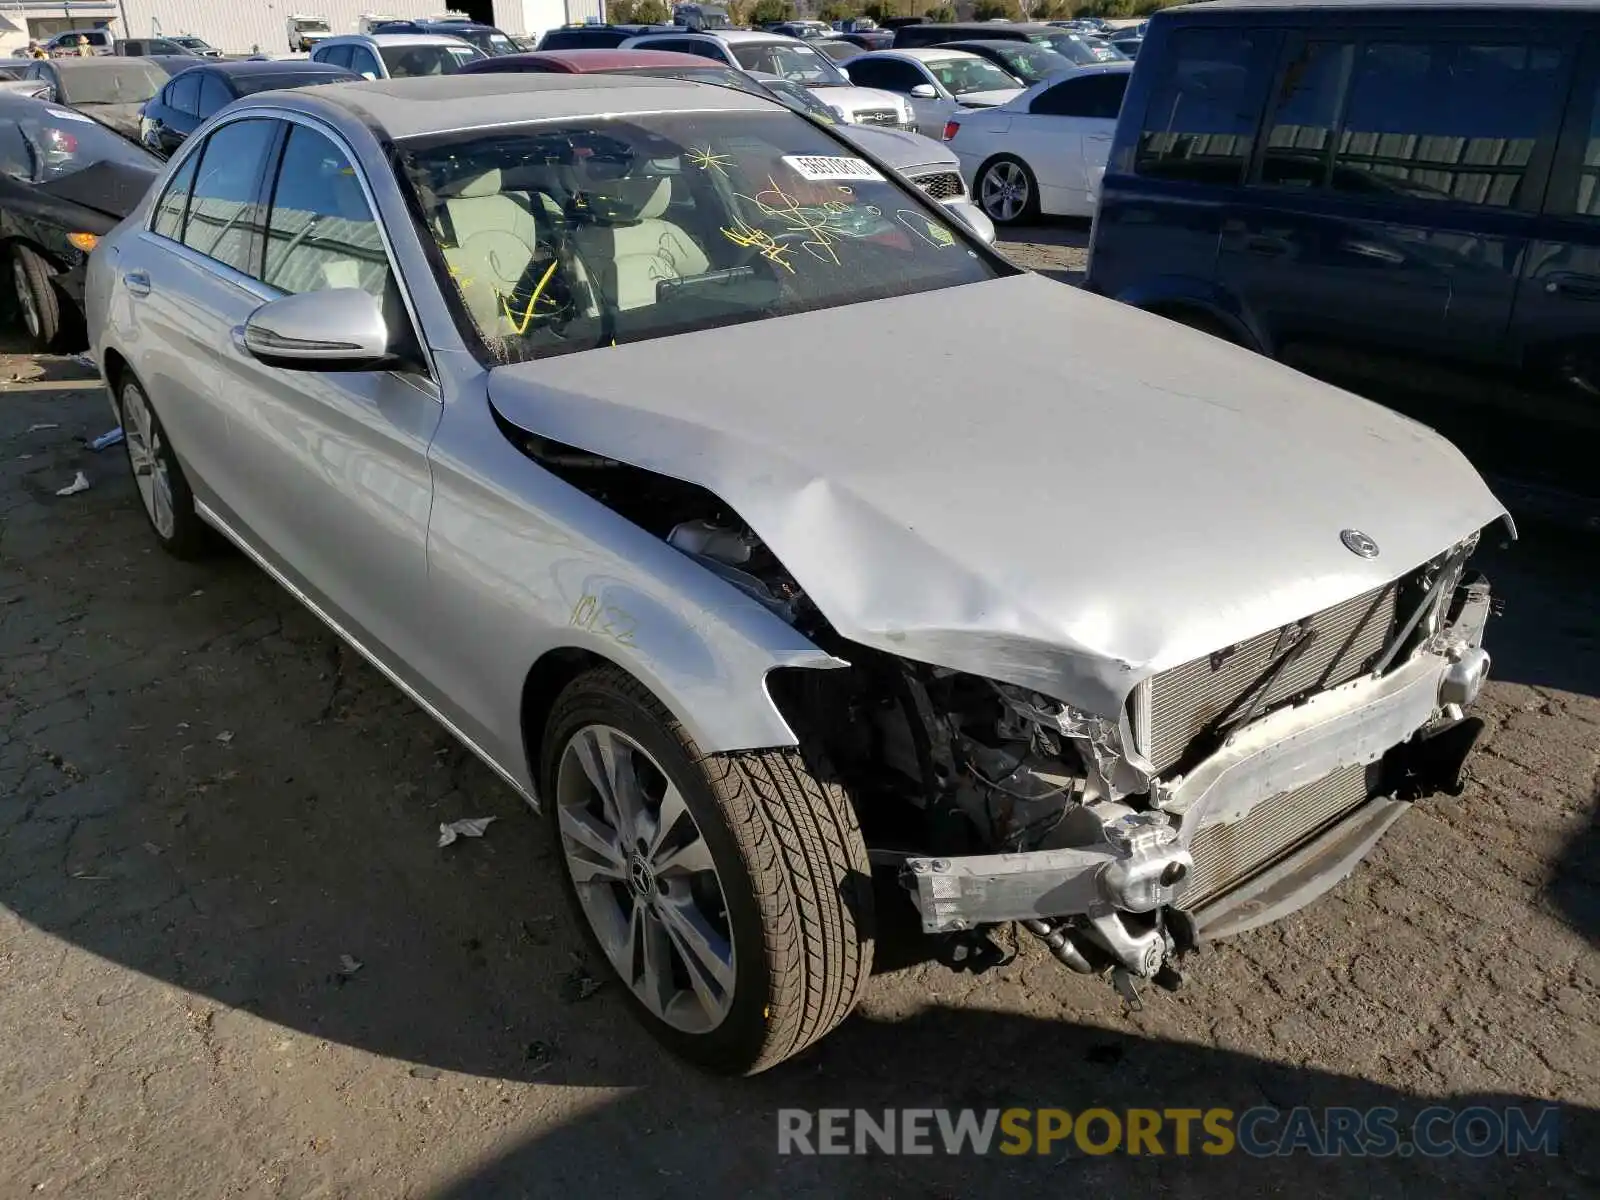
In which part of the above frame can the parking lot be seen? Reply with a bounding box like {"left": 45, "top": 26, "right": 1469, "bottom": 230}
{"left": 1, "top": 219, "right": 1596, "bottom": 1197}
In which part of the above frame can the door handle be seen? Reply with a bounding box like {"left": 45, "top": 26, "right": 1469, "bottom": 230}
{"left": 123, "top": 270, "right": 151, "bottom": 297}
{"left": 1342, "top": 239, "right": 1406, "bottom": 264}
{"left": 1545, "top": 273, "right": 1600, "bottom": 301}
{"left": 1244, "top": 234, "right": 1291, "bottom": 257}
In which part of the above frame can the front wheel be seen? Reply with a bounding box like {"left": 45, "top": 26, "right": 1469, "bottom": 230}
{"left": 975, "top": 155, "right": 1039, "bottom": 226}
{"left": 542, "top": 666, "right": 874, "bottom": 1074}
{"left": 9, "top": 243, "right": 62, "bottom": 351}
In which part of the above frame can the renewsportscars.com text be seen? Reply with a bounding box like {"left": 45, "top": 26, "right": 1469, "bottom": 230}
{"left": 777, "top": 1105, "right": 1562, "bottom": 1158}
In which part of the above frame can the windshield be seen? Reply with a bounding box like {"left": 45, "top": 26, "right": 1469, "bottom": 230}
{"left": 294, "top": 20, "right": 331, "bottom": 33}
{"left": 399, "top": 111, "right": 996, "bottom": 363}
{"left": 985, "top": 43, "right": 1073, "bottom": 83}
{"left": 172, "top": 37, "right": 211, "bottom": 49}
{"left": 926, "top": 56, "right": 1019, "bottom": 96}
{"left": 0, "top": 99, "right": 157, "bottom": 182}
{"left": 729, "top": 42, "right": 848, "bottom": 85}
{"left": 55, "top": 61, "right": 167, "bottom": 106}
{"left": 380, "top": 43, "right": 485, "bottom": 75}
{"left": 758, "top": 76, "right": 838, "bottom": 121}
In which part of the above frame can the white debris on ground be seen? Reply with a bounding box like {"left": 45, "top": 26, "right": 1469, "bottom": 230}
{"left": 438, "top": 817, "right": 496, "bottom": 848}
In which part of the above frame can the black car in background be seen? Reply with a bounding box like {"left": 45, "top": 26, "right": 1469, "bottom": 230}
{"left": 139, "top": 60, "right": 361, "bottom": 157}
{"left": 534, "top": 23, "right": 672, "bottom": 50}
{"left": 1088, "top": 0, "right": 1600, "bottom": 502}
{"left": 0, "top": 93, "right": 162, "bottom": 350}
{"left": 372, "top": 18, "right": 519, "bottom": 55}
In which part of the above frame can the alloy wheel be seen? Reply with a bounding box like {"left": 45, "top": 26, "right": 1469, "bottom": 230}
{"left": 555, "top": 723, "right": 736, "bottom": 1034}
{"left": 121, "top": 383, "right": 176, "bottom": 539}
{"left": 980, "top": 160, "right": 1029, "bottom": 223}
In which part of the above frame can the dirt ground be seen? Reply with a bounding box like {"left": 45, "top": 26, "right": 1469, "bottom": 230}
{"left": 2, "top": 226, "right": 1597, "bottom": 1198}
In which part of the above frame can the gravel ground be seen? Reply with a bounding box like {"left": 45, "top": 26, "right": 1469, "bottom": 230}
{"left": 1, "top": 225, "right": 1596, "bottom": 1198}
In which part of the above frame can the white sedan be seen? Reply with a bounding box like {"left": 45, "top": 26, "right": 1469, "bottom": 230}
{"left": 945, "top": 61, "right": 1131, "bottom": 226}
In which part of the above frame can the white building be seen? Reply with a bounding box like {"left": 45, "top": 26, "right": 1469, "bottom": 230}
{"left": 0, "top": 0, "right": 605, "bottom": 56}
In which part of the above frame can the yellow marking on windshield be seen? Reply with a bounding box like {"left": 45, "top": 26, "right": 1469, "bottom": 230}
{"left": 687, "top": 145, "right": 734, "bottom": 176}
{"left": 498, "top": 259, "right": 560, "bottom": 335}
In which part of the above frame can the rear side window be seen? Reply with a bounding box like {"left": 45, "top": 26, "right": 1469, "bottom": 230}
{"left": 150, "top": 153, "right": 199, "bottom": 239}
{"left": 1261, "top": 40, "right": 1352, "bottom": 187}
{"left": 1332, "top": 41, "right": 1566, "bottom": 208}
{"left": 1030, "top": 72, "right": 1128, "bottom": 119}
{"left": 181, "top": 118, "right": 276, "bottom": 276}
{"left": 1136, "top": 28, "right": 1268, "bottom": 185}
{"left": 539, "top": 29, "right": 625, "bottom": 50}
{"left": 316, "top": 44, "right": 351, "bottom": 68}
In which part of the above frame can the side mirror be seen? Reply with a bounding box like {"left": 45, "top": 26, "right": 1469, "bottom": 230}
{"left": 241, "top": 288, "right": 392, "bottom": 371}
{"left": 947, "top": 200, "right": 996, "bottom": 246}
{"left": 909, "top": 83, "right": 937, "bottom": 99}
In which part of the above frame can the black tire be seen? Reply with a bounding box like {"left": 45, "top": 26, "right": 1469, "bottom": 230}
{"left": 115, "top": 375, "right": 215, "bottom": 560}
{"left": 1159, "top": 308, "right": 1241, "bottom": 345}
{"left": 9, "top": 243, "right": 62, "bottom": 352}
{"left": 541, "top": 666, "right": 874, "bottom": 1075}
{"left": 975, "top": 155, "right": 1040, "bottom": 226}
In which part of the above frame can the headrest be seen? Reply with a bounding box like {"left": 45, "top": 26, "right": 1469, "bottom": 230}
{"left": 637, "top": 177, "right": 672, "bottom": 221}
{"left": 440, "top": 168, "right": 502, "bottom": 199}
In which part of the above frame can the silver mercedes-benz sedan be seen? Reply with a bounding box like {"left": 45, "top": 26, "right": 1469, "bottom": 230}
{"left": 87, "top": 73, "right": 1510, "bottom": 1075}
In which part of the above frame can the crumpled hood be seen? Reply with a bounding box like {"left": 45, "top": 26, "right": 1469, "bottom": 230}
{"left": 486, "top": 273, "right": 1507, "bottom": 716}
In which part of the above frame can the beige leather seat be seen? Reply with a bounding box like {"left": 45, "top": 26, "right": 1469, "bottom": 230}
{"left": 435, "top": 168, "right": 542, "bottom": 331}
{"left": 570, "top": 177, "right": 710, "bottom": 312}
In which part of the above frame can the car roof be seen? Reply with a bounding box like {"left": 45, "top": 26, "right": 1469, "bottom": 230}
{"left": 942, "top": 38, "right": 1061, "bottom": 51}
{"left": 713, "top": 30, "right": 801, "bottom": 44}
{"left": 469, "top": 48, "right": 723, "bottom": 71}
{"left": 208, "top": 59, "right": 359, "bottom": 76}
{"left": 286, "top": 72, "right": 777, "bottom": 139}
{"left": 318, "top": 32, "right": 474, "bottom": 47}
{"left": 50, "top": 56, "right": 159, "bottom": 71}
{"left": 870, "top": 47, "right": 987, "bottom": 62}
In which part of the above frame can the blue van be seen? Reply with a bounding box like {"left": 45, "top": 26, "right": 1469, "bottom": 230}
{"left": 1086, "top": 0, "right": 1600, "bottom": 500}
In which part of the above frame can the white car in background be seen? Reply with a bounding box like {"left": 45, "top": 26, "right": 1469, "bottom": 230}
{"left": 842, "top": 48, "right": 1025, "bottom": 140}
{"left": 945, "top": 61, "right": 1131, "bottom": 225}
{"left": 309, "top": 32, "right": 485, "bottom": 78}
{"left": 619, "top": 29, "right": 914, "bottom": 129}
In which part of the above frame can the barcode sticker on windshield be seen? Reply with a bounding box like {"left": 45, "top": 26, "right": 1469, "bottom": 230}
{"left": 781, "top": 155, "right": 884, "bottom": 182}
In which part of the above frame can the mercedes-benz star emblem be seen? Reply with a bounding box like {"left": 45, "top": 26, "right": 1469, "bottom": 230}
{"left": 1341, "top": 529, "right": 1380, "bottom": 559}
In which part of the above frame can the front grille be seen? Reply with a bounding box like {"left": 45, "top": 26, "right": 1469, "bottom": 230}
{"left": 854, "top": 108, "right": 901, "bottom": 127}
{"left": 911, "top": 170, "right": 966, "bottom": 201}
{"left": 1183, "top": 763, "right": 1371, "bottom": 908}
{"left": 1143, "top": 584, "right": 1399, "bottom": 776}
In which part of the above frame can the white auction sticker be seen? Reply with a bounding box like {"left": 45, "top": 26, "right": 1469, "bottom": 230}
{"left": 781, "top": 155, "right": 885, "bottom": 182}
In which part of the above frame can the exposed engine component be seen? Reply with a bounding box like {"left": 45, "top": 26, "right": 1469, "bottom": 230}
{"left": 667, "top": 519, "right": 802, "bottom": 621}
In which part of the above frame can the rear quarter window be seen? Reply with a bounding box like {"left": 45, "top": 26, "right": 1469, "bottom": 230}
{"left": 1135, "top": 27, "right": 1273, "bottom": 186}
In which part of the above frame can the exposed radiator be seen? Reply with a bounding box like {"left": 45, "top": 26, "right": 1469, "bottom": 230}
{"left": 1183, "top": 763, "right": 1372, "bottom": 909}
{"left": 1143, "top": 583, "right": 1399, "bottom": 775}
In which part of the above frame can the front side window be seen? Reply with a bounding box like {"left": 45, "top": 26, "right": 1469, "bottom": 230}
{"left": 166, "top": 72, "right": 201, "bottom": 116}
{"left": 1331, "top": 41, "right": 1565, "bottom": 208}
{"left": 181, "top": 118, "right": 276, "bottom": 275}
{"left": 379, "top": 43, "right": 484, "bottom": 76}
{"left": 926, "top": 56, "right": 1021, "bottom": 96}
{"left": 263, "top": 125, "right": 391, "bottom": 298}
{"left": 399, "top": 111, "right": 1001, "bottom": 363}
{"left": 729, "top": 42, "right": 848, "bottom": 85}
{"left": 349, "top": 47, "right": 382, "bottom": 79}
{"left": 1136, "top": 28, "right": 1268, "bottom": 186}
{"left": 1260, "top": 39, "right": 1352, "bottom": 188}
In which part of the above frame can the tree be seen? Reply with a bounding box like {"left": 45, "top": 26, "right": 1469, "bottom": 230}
{"left": 606, "top": 0, "right": 637, "bottom": 20}
{"left": 972, "top": 0, "right": 1020, "bottom": 19}
{"left": 750, "top": 0, "right": 796, "bottom": 23}
{"left": 632, "top": 0, "right": 671, "bottom": 20}
{"left": 925, "top": 3, "right": 956, "bottom": 19}
{"left": 819, "top": 1, "right": 858, "bottom": 19}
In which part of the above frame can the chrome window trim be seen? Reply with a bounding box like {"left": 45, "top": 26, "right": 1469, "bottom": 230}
{"left": 142, "top": 106, "right": 441, "bottom": 392}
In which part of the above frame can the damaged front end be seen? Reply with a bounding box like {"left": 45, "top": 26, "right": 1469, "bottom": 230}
{"left": 501, "top": 416, "right": 1504, "bottom": 1002}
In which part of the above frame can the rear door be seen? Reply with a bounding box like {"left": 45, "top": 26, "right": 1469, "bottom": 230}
{"left": 122, "top": 117, "right": 279, "bottom": 505}
{"left": 1505, "top": 34, "right": 1600, "bottom": 493}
